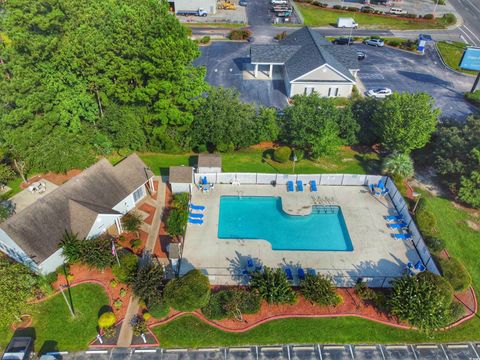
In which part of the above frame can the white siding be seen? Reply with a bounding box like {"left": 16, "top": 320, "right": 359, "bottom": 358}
{"left": 289, "top": 83, "right": 353, "bottom": 97}
{"left": 0, "top": 228, "right": 39, "bottom": 272}
{"left": 295, "top": 65, "right": 348, "bottom": 82}
{"left": 198, "top": 166, "right": 221, "bottom": 174}
{"left": 174, "top": 0, "right": 216, "bottom": 13}
{"left": 86, "top": 214, "right": 122, "bottom": 239}
{"left": 171, "top": 183, "right": 190, "bottom": 194}
{"left": 113, "top": 184, "right": 147, "bottom": 214}
{"left": 39, "top": 249, "right": 65, "bottom": 275}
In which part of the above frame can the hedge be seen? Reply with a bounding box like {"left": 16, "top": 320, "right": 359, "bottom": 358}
{"left": 438, "top": 257, "right": 472, "bottom": 292}
{"left": 274, "top": 146, "right": 291, "bottom": 163}
{"left": 163, "top": 269, "right": 211, "bottom": 311}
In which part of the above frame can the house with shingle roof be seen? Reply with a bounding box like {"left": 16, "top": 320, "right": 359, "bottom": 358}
{"left": 250, "top": 27, "right": 359, "bottom": 98}
{"left": 0, "top": 153, "right": 154, "bottom": 274}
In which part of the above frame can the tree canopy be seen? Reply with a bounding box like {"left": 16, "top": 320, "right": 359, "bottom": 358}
{"left": 0, "top": 0, "right": 206, "bottom": 171}
{"left": 372, "top": 92, "right": 439, "bottom": 154}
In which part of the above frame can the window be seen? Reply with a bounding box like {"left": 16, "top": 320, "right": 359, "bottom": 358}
{"left": 328, "top": 87, "right": 339, "bottom": 97}
{"left": 133, "top": 186, "right": 145, "bottom": 203}
{"left": 304, "top": 87, "right": 314, "bottom": 95}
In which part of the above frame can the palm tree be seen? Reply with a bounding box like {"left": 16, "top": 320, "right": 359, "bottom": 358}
{"left": 382, "top": 153, "right": 414, "bottom": 179}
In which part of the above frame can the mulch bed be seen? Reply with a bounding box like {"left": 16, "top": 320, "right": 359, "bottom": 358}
{"left": 154, "top": 184, "right": 172, "bottom": 259}
{"left": 118, "top": 230, "right": 149, "bottom": 255}
{"left": 138, "top": 202, "right": 156, "bottom": 225}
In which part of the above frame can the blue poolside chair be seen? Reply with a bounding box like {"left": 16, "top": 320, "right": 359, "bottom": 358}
{"left": 284, "top": 268, "right": 294, "bottom": 281}
{"left": 381, "top": 188, "right": 390, "bottom": 196}
{"left": 287, "top": 181, "right": 294, "bottom": 192}
{"left": 377, "top": 179, "right": 385, "bottom": 190}
{"left": 406, "top": 262, "right": 414, "bottom": 269}
{"left": 190, "top": 203, "right": 205, "bottom": 211}
{"left": 298, "top": 268, "right": 306, "bottom": 281}
{"left": 188, "top": 218, "right": 203, "bottom": 225}
{"left": 388, "top": 222, "right": 408, "bottom": 229}
{"left": 394, "top": 233, "right": 412, "bottom": 240}
{"left": 310, "top": 180, "right": 318, "bottom": 192}
{"left": 297, "top": 180, "right": 303, "bottom": 192}
{"left": 255, "top": 264, "right": 263, "bottom": 272}
{"left": 202, "top": 176, "right": 208, "bottom": 185}
{"left": 414, "top": 261, "right": 426, "bottom": 272}
{"left": 386, "top": 215, "right": 403, "bottom": 221}
{"left": 247, "top": 258, "right": 254, "bottom": 268}
{"left": 189, "top": 212, "right": 204, "bottom": 219}
{"left": 307, "top": 268, "right": 316, "bottom": 276}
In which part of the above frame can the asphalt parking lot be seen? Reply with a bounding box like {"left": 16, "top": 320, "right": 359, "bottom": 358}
{"left": 194, "top": 42, "right": 289, "bottom": 109}
{"left": 354, "top": 43, "right": 476, "bottom": 119}
{"left": 44, "top": 343, "right": 480, "bottom": 359}
{"left": 195, "top": 39, "right": 476, "bottom": 119}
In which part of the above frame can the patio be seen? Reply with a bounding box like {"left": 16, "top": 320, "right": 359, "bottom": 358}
{"left": 179, "top": 184, "right": 421, "bottom": 286}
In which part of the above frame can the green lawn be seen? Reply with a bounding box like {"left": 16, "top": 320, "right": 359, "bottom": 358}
{"left": 296, "top": 4, "right": 449, "bottom": 30}
{"left": 152, "top": 191, "right": 480, "bottom": 347}
{"left": 109, "top": 148, "right": 381, "bottom": 176}
{"left": 0, "top": 284, "right": 109, "bottom": 353}
{"left": 436, "top": 41, "right": 478, "bottom": 75}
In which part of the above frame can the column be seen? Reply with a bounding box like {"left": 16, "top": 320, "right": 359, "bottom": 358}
{"left": 254, "top": 64, "right": 258, "bottom": 78}
{"left": 115, "top": 218, "right": 123, "bottom": 235}
{"left": 269, "top": 64, "right": 273, "bottom": 78}
{"left": 149, "top": 177, "right": 154, "bottom": 193}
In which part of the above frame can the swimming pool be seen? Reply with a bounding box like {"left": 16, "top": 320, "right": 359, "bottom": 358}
{"left": 218, "top": 196, "right": 353, "bottom": 251}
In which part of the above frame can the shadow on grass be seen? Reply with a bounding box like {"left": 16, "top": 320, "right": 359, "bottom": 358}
{"left": 354, "top": 153, "right": 381, "bottom": 174}
{"left": 261, "top": 149, "right": 281, "bottom": 173}
{"left": 39, "top": 340, "right": 61, "bottom": 357}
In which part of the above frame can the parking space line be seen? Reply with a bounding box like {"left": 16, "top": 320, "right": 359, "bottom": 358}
{"left": 293, "top": 346, "right": 314, "bottom": 351}
{"left": 379, "top": 345, "right": 386, "bottom": 360}
{"left": 410, "top": 345, "right": 419, "bottom": 360}
{"left": 348, "top": 345, "right": 354, "bottom": 359}
{"left": 317, "top": 344, "right": 323, "bottom": 360}
{"left": 470, "top": 343, "right": 480, "bottom": 358}
{"left": 134, "top": 349, "right": 157, "bottom": 353}
{"left": 447, "top": 344, "right": 469, "bottom": 349}
{"left": 416, "top": 345, "right": 438, "bottom": 349}
{"left": 323, "top": 346, "right": 345, "bottom": 350}
{"left": 261, "top": 346, "right": 283, "bottom": 351}
{"left": 85, "top": 350, "right": 109, "bottom": 354}
{"left": 355, "top": 346, "right": 377, "bottom": 350}
{"left": 197, "top": 348, "right": 220, "bottom": 352}
{"left": 230, "top": 347, "right": 251, "bottom": 352}
{"left": 385, "top": 345, "right": 408, "bottom": 349}
{"left": 164, "top": 348, "right": 188, "bottom": 352}
{"left": 439, "top": 344, "right": 449, "bottom": 359}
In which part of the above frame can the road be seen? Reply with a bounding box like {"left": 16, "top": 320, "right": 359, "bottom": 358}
{"left": 449, "top": 0, "right": 480, "bottom": 46}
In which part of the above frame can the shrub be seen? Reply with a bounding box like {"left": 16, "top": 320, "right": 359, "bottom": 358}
{"left": 382, "top": 152, "right": 414, "bottom": 179}
{"left": 122, "top": 212, "right": 142, "bottom": 233}
{"left": 228, "top": 29, "right": 252, "bottom": 40}
{"left": 129, "top": 260, "right": 165, "bottom": 306}
{"left": 293, "top": 148, "right": 304, "bottom": 161}
{"left": 166, "top": 208, "right": 189, "bottom": 238}
{"left": 274, "top": 31, "right": 288, "bottom": 40}
{"left": 171, "top": 192, "right": 190, "bottom": 210}
{"left": 119, "top": 288, "right": 127, "bottom": 297}
{"left": 44, "top": 271, "right": 58, "bottom": 285}
{"left": 354, "top": 282, "right": 377, "bottom": 301}
{"left": 448, "top": 301, "right": 465, "bottom": 322}
{"left": 196, "top": 144, "right": 208, "bottom": 153}
{"left": 386, "top": 39, "right": 402, "bottom": 47}
{"left": 103, "top": 326, "right": 116, "bottom": 338}
{"left": 130, "top": 238, "right": 142, "bottom": 249}
{"left": 98, "top": 312, "right": 116, "bottom": 329}
{"left": 404, "top": 13, "right": 418, "bottom": 18}
{"left": 164, "top": 269, "right": 211, "bottom": 311}
{"left": 438, "top": 257, "right": 472, "bottom": 292}
{"left": 273, "top": 146, "right": 291, "bottom": 163}
{"left": 441, "top": 13, "right": 456, "bottom": 25}
{"left": 301, "top": 274, "right": 342, "bottom": 306}
{"left": 332, "top": 4, "right": 342, "bottom": 9}
{"left": 347, "top": 6, "right": 358, "bottom": 11}
{"left": 202, "top": 289, "right": 261, "bottom": 320}
{"left": 424, "top": 237, "right": 445, "bottom": 253}
{"left": 250, "top": 267, "right": 296, "bottom": 304}
{"left": 55, "top": 263, "right": 70, "bottom": 276}
{"left": 112, "top": 252, "right": 138, "bottom": 283}
{"left": 217, "top": 142, "right": 235, "bottom": 153}
{"left": 199, "top": 36, "right": 210, "bottom": 44}
{"left": 417, "top": 271, "right": 454, "bottom": 303}
{"left": 148, "top": 301, "right": 171, "bottom": 319}
{"left": 143, "top": 312, "right": 152, "bottom": 321}
{"left": 388, "top": 274, "right": 452, "bottom": 333}
{"left": 131, "top": 316, "right": 147, "bottom": 336}
{"left": 66, "top": 274, "right": 74, "bottom": 282}
{"left": 423, "top": 13, "right": 434, "bottom": 19}
{"left": 110, "top": 279, "right": 118, "bottom": 288}
{"left": 114, "top": 299, "right": 123, "bottom": 309}
{"left": 414, "top": 200, "right": 437, "bottom": 236}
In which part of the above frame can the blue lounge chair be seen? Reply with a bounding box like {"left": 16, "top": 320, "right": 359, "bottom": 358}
{"left": 297, "top": 180, "right": 303, "bottom": 192}
{"left": 188, "top": 218, "right": 203, "bottom": 225}
{"left": 310, "top": 180, "right": 318, "bottom": 192}
{"left": 406, "top": 262, "right": 414, "bottom": 269}
{"left": 287, "top": 181, "right": 294, "bottom": 192}
{"left": 190, "top": 204, "right": 205, "bottom": 211}
{"left": 377, "top": 180, "right": 385, "bottom": 190}
{"left": 298, "top": 268, "right": 306, "bottom": 280}
{"left": 189, "top": 212, "right": 204, "bottom": 219}
{"left": 285, "top": 268, "right": 294, "bottom": 281}
{"left": 255, "top": 264, "right": 263, "bottom": 272}
{"left": 202, "top": 176, "right": 208, "bottom": 185}
{"left": 247, "top": 258, "right": 254, "bottom": 268}
{"left": 394, "top": 233, "right": 412, "bottom": 240}
{"left": 414, "top": 261, "right": 426, "bottom": 272}
{"left": 381, "top": 188, "right": 390, "bottom": 196}
{"left": 386, "top": 215, "right": 403, "bottom": 221}
{"left": 307, "top": 268, "right": 316, "bottom": 276}
{"left": 388, "top": 222, "right": 408, "bottom": 229}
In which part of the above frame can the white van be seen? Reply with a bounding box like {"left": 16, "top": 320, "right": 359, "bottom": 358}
{"left": 389, "top": 7, "right": 407, "bottom": 15}
{"left": 337, "top": 17, "right": 358, "bottom": 28}
{"left": 271, "top": 0, "right": 288, "bottom": 5}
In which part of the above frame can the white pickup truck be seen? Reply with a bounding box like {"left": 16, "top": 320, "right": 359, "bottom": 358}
{"left": 271, "top": 0, "right": 288, "bottom": 5}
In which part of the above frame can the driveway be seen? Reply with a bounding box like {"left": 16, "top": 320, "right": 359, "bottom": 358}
{"left": 355, "top": 43, "right": 476, "bottom": 119}
{"left": 194, "top": 42, "right": 289, "bottom": 109}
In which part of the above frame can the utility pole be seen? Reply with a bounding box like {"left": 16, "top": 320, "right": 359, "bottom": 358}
{"left": 432, "top": 0, "right": 440, "bottom": 17}
{"left": 60, "top": 285, "right": 75, "bottom": 317}
{"left": 471, "top": 72, "right": 480, "bottom": 93}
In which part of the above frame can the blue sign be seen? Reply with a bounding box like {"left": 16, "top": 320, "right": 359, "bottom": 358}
{"left": 459, "top": 47, "right": 480, "bottom": 71}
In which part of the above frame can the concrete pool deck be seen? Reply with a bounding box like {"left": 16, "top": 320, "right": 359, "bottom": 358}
{"left": 179, "top": 184, "right": 421, "bottom": 286}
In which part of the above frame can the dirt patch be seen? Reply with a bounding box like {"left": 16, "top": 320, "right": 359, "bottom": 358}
{"left": 466, "top": 220, "right": 480, "bottom": 232}
{"left": 21, "top": 169, "right": 82, "bottom": 189}
{"left": 409, "top": 168, "right": 445, "bottom": 197}
{"left": 249, "top": 142, "right": 275, "bottom": 150}
{"left": 452, "top": 201, "right": 480, "bottom": 217}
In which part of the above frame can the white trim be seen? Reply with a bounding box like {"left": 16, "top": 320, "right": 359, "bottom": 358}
{"left": 290, "top": 64, "right": 355, "bottom": 84}
{"left": 251, "top": 62, "right": 284, "bottom": 65}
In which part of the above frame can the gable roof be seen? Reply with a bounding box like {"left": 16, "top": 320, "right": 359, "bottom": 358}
{"left": 169, "top": 166, "right": 193, "bottom": 184}
{"left": 250, "top": 27, "right": 358, "bottom": 82}
{"left": 198, "top": 154, "right": 222, "bottom": 168}
{"left": 0, "top": 154, "right": 153, "bottom": 264}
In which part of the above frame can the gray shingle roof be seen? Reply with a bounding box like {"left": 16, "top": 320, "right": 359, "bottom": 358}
{"left": 169, "top": 166, "right": 193, "bottom": 183}
{"left": 198, "top": 154, "right": 222, "bottom": 168}
{"left": 0, "top": 154, "right": 153, "bottom": 264}
{"left": 250, "top": 27, "right": 358, "bottom": 82}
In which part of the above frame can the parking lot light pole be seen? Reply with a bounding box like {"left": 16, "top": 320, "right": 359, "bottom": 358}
{"left": 433, "top": 0, "right": 440, "bottom": 17}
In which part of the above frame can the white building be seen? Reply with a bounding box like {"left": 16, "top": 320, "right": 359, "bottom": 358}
{"left": 197, "top": 153, "right": 222, "bottom": 173}
{"left": 250, "top": 27, "right": 359, "bottom": 98}
{"left": 169, "top": 166, "right": 194, "bottom": 194}
{"left": 0, "top": 154, "right": 154, "bottom": 274}
{"left": 169, "top": 0, "right": 217, "bottom": 14}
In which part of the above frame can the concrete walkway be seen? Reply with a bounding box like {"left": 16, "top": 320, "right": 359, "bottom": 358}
{"left": 116, "top": 176, "right": 166, "bottom": 347}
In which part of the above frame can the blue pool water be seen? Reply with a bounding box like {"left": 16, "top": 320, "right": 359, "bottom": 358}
{"left": 218, "top": 196, "right": 353, "bottom": 251}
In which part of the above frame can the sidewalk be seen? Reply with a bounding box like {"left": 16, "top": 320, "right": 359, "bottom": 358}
{"left": 116, "top": 176, "right": 167, "bottom": 347}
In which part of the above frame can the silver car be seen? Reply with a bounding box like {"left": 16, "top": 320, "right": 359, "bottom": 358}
{"left": 363, "top": 38, "right": 385, "bottom": 47}
{"left": 366, "top": 88, "right": 393, "bottom": 98}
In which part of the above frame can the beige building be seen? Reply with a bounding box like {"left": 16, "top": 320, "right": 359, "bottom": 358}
{"left": 250, "top": 27, "right": 359, "bottom": 98}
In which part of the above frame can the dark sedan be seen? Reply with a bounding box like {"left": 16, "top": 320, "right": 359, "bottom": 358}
{"left": 332, "top": 37, "right": 354, "bottom": 45}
